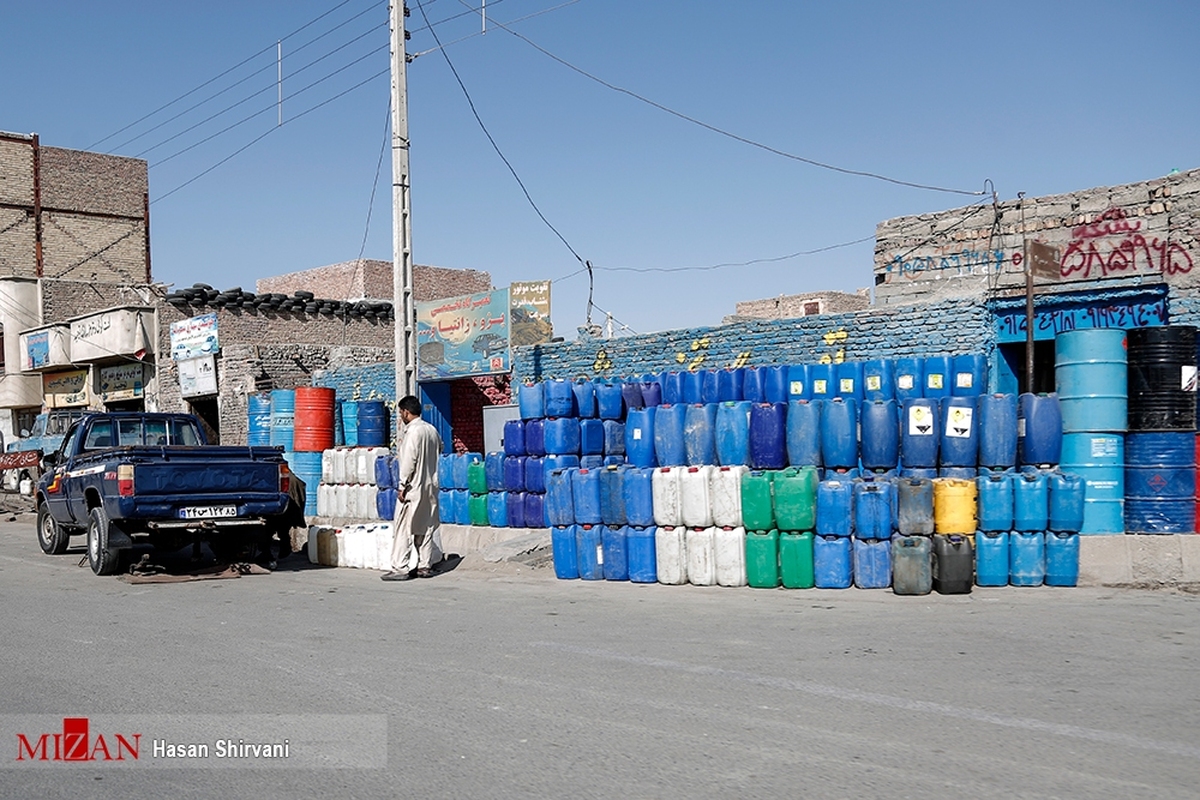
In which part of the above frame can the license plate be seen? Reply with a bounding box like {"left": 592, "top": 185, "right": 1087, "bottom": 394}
{"left": 179, "top": 505, "right": 238, "bottom": 519}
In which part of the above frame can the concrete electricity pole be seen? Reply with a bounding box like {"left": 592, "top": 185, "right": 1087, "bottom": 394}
{"left": 390, "top": 1, "right": 416, "bottom": 438}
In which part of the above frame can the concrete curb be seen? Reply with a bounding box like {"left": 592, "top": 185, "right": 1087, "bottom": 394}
{"left": 1081, "top": 534, "right": 1200, "bottom": 586}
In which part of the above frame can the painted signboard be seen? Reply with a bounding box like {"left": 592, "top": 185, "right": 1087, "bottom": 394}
{"left": 510, "top": 280, "right": 553, "bottom": 346}
{"left": 100, "top": 363, "right": 145, "bottom": 402}
{"left": 43, "top": 369, "right": 89, "bottom": 408}
{"left": 23, "top": 331, "right": 50, "bottom": 370}
{"left": 170, "top": 313, "right": 220, "bottom": 361}
{"left": 416, "top": 289, "right": 510, "bottom": 380}
{"left": 178, "top": 355, "right": 218, "bottom": 398}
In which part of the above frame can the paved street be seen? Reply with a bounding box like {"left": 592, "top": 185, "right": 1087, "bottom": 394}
{"left": 1, "top": 518, "right": 1198, "bottom": 799}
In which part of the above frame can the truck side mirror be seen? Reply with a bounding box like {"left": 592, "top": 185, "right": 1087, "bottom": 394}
{"left": 42, "top": 452, "right": 59, "bottom": 467}
{"left": 20, "top": 429, "right": 29, "bottom": 437}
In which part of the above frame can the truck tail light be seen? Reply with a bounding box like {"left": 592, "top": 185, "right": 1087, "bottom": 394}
{"left": 117, "top": 464, "right": 135, "bottom": 497}
{"left": 279, "top": 463, "right": 291, "bottom": 495}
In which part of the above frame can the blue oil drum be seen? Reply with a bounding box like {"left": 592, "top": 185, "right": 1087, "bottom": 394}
{"left": 543, "top": 379, "right": 576, "bottom": 418}
{"left": 763, "top": 365, "right": 789, "bottom": 405}
{"left": 1055, "top": 328, "right": 1127, "bottom": 432}
{"left": 524, "top": 418, "right": 546, "bottom": 457}
{"left": 541, "top": 454, "right": 578, "bottom": 490}
{"left": 290, "top": 451, "right": 322, "bottom": 517}
{"left": 853, "top": 538, "right": 892, "bottom": 589}
{"left": 853, "top": 479, "right": 894, "bottom": 539}
{"left": 624, "top": 407, "right": 657, "bottom": 468}
{"left": 626, "top": 526, "right": 658, "bottom": 583}
{"left": 503, "top": 419, "right": 526, "bottom": 456}
{"left": 437, "top": 455, "right": 454, "bottom": 489}
{"left": 452, "top": 488, "right": 472, "bottom": 525}
{"left": 621, "top": 381, "right": 644, "bottom": 412}
{"left": 502, "top": 456, "right": 526, "bottom": 492}
{"left": 786, "top": 400, "right": 822, "bottom": 468}
{"left": 524, "top": 492, "right": 546, "bottom": 527}
{"left": 901, "top": 399, "right": 940, "bottom": 468}
{"left": 269, "top": 389, "right": 296, "bottom": 450}
{"left": 357, "top": 401, "right": 389, "bottom": 447}
{"left": 652, "top": 404, "right": 687, "bottom": 467}
{"left": 518, "top": 383, "right": 544, "bottom": 419}
{"left": 894, "top": 358, "right": 924, "bottom": 403}
{"left": 1061, "top": 433, "right": 1124, "bottom": 534}
{"left": 940, "top": 396, "right": 979, "bottom": 467}
{"left": 1045, "top": 532, "right": 1080, "bottom": 586}
{"left": 860, "top": 399, "right": 900, "bottom": 470}
{"left": 749, "top": 403, "right": 788, "bottom": 470}
{"left": 575, "top": 524, "right": 604, "bottom": 580}
{"left": 333, "top": 400, "right": 344, "bottom": 447}
{"left": 891, "top": 535, "right": 932, "bottom": 595}
{"left": 545, "top": 468, "right": 575, "bottom": 526}
{"left": 715, "top": 401, "right": 752, "bottom": 467}
{"left": 623, "top": 467, "right": 655, "bottom": 527}
{"left": 485, "top": 451, "right": 505, "bottom": 492}
{"left": 816, "top": 480, "right": 854, "bottom": 536}
{"left": 814, "top": 535, "right": 853, "bottom": 588}
{"left": 551, "top": 526, "right": 579, "bottom": 579}
{"left": 836, "top": 361, "right": 863, "bottom": 403}
{"left": 571, "top": 468, "right": 602, "bottom": 524}
{"left": 809, "top": 363, "right": 836, "bottom": 401}
{"left": 453, "top": 452, "right": 482, "bottom": 490}
{"left": 1018, "top": 393, "right": 1063, "bottom": 466}
{"left": 897, "top": 478, "right": 934, "bottom": 535}
{"left": 1013, "top": 470, "right": 1049, "bottom": 531}
{"left": 1125, "top": 431, "right": 1196, "bottom": 534}
{"left": 660, "top": 371, "right": 685, "bottom": 406}
{"left": 505, "top": 491, "right": 527, "bottom": 528}
{"left": 579, "top": 418, "right": 605, "bottom": 455}
{"left": 580, "top": 455, "right": 604, "bottom": 470}
{"left": 600, "top": 465, "right": 627, "bottom": 526}
{"left": 571, "top": 381, "right": 596, "bottom": 418}
{"left": 485, "top": 491, "right": 507, "bottom": 527}
{"left": 640, "top": 381, "right": 662, "bottom": 408}
{"left": 740, "top": 470, "right": 776, "bottom": 531}
{"left": 701, "top": 369, "right": 721, "bottom": 405}
{"left": 601, "top": 525, "right": 629, "bottom": 581}
{"left": 863, "top": 359, "right": 895, "bottom": 402}
{"left": 975, "top": 531, "right": 1010, "bottom": 586}
{"left": 545, "top": 417, "right": 582, "bottom": 455}
{"left": 523, "top": 457, "right": 546, "bottom": 494}
{"left": 787, "top": 364, "right": 811, "bottom": 401}
{"left": 682, "top": 369, "right": 704, "bottom": 405}
{"left": 596, "top": 383, "right": 624, "bottom": 420}
{"left": 341, "top": 400, "right": 359, "bottom": 447}
{"left": 977, "top": 473, "right": 1014, "bottom": 532}
{"left": 978, "top": 393, "right": 1018, "bottom": 469}
{"left": 820, "top": 398, "right": 858, "bottom": 469}
{"left": 951, "top": 353, "right": 986, "bottom": 397}
{"left": 248, "top": 393, "right": 272, "bottom": 447}
{"left": 683, "top": 403, "right": 718, "bottom": 466}
{"left": 717, "top": 368, "right": 744, "bottom": 402}
{"left": 1049, "top": 472, "right": 1086, "bottom": 532}
{"left": 1010, "top": 532, "right": 1046, "bottom": 586}
{"left": 742, "top": 367, "right": 766, "bottom": 403}
{"left": 602, "top": 420, "right": 625, "bottom": 456}
{"left": 923, "top": 355, "right": 953, "bottom": 399}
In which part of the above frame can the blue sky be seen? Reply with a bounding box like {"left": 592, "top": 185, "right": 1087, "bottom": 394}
{"left": 4, "top": 0, "right": 1198, "bottom": 338}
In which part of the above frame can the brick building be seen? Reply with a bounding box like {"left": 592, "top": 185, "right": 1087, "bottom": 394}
{"left": 724, "top": 289, "right": 871, "bottom": 323}
{"left": 256, "top": 259, "right": 491, "bottom": 302}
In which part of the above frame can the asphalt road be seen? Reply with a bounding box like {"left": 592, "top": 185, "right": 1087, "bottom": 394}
{"left": 1, "top": 518, "right": 1198, "bottom": 799}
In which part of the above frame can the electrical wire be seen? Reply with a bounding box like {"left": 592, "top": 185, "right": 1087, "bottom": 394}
{"left": 87, "top": 0, "right": 369, "bottom": 149}
{"left": 409, "top": 0, "right": 581, "bottom": 58}
{"left": 357, "top": 98, "right": 393, "bottom": 263}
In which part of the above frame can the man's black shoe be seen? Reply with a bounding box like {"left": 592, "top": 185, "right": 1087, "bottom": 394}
{"left": 381, "top": 569, "right": 416, "bottom": 581}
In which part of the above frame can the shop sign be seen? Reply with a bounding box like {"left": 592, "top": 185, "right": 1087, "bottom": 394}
{"left": 100, "top": 363, "right": 145, "bottom": 402}
{"left": 43, "top": 369, "right": 89, "bottom": 408}
{"left": 170, "top": 313, "right": 219, "bottom": 361}
{"left": 178, "top": 355, "right": 218, "bottom": 398}
{"left": 510, "top": 280, "right": 553, "bottom": 346}
{"left": 416, "top": 289, "right": 510, "bottom": 380}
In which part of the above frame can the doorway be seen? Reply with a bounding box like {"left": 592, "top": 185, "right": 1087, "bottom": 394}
{"left": 996, "top": 340, "right": 1056, "bottom": 394}
{"left": 188, "top": 397, "right": 220, "bottom": 444}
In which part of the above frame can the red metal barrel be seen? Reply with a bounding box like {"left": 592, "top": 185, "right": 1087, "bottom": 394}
{"left": 293, "top": 386, "right": 336, "bottom": 452}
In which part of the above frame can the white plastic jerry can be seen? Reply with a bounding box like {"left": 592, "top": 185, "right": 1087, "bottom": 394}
{"left": 374, "top": 525, "right": 394, "bottom": 571}
{"left": 714, "top": 526, "right": 748, "bottom": 587}
{"left": 680, "top": 465, "right": 715, "bottom": 528}
{"left": 655, "top": 525, "right": 688, "bottom": 585}
{"left": 652, "top": 466, "right": 684, "bottom": 527}
{"left": 686, "top": 526, "right": 718, "bottom": 586}
{"left": 710, "top": 465, "right": 747, "bottom": 528}
{"left": 321, "top": 449, "right": 337, "bottom": 484}
{"left": 316, "top": 483, "right": 333, "bottom": 518}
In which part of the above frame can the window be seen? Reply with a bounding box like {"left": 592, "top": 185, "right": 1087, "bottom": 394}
{"left": 84, "top": 421, "right": 114, "bottom": 450}
{"left": 802, "top": 301, "right": 821, "bottom": 316}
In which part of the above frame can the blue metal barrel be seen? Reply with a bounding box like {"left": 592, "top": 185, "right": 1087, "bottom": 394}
{"left": 1060, "top": 432, "right": 1124, "bottom": 534}
{"left": 1055, "top": 328, "right": 1127, "bottom": 433}
{"left": 1125, "top": 431, "right": 1196, "bottom": 533}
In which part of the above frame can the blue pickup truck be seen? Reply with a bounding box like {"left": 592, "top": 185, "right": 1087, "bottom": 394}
{"left": 36, "top": 412, "right": 293, "bottom": 575}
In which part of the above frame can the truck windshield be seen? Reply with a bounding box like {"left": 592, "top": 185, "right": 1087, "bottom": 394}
{"left": 84, "top": 419, "right": 203, "bottom": 449}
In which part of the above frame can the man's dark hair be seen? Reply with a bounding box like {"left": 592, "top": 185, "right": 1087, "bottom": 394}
{"left": 398, "top": 395, "right": 422, "bottom": 416}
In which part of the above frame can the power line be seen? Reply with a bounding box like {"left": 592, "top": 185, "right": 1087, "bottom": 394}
{"left": 87, "top": 0, "right": 368, "bottom": 149}
{"left": 357, "top": 98, "right": 393, "bottom": 261}
{"left": 410, "top": 0, "right": 582, "bottom": 59}
{"left": 484, "top": 18, "right": 988, "bottom": 198}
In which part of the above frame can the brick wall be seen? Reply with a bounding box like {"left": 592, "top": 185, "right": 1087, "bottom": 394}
{"left": 512, "top": 297, "right": 993, "bottom": 382}
{"left": 728, "top": 289, "right": 871, "bottom": 322}
{"left": 41, "top": 279, "right": 158, "bottom": 321}
{"left": 450, "top": 375, "right": 511, "bottom": 453}
{"left": 874, "top": 168, "right": 1200, "bottom": 307}
{"left": 255, "top": 260, "right": 492, "bottom": 302}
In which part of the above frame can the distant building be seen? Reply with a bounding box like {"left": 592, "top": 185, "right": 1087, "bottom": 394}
{"left": 255, "top": 259, "right": 491, "bottom": 303}
{"left": 724, "top": 289, "right": 870, "bottom": 323}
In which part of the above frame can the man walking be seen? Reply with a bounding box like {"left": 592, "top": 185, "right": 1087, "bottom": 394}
{"left": 382, "top": 395, "right": 443, "bottom": 581}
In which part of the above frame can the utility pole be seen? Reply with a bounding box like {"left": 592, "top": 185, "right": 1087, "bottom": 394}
{"left": 390, "top": 1, "right": 415, "bottom": 438}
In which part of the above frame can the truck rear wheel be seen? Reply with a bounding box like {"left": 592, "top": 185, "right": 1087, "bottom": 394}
{"left": 37, "top": 501, "right": 70, "bottom": 555}
{"left": 87, "top": 506, "right": 122, "bottom": 576}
